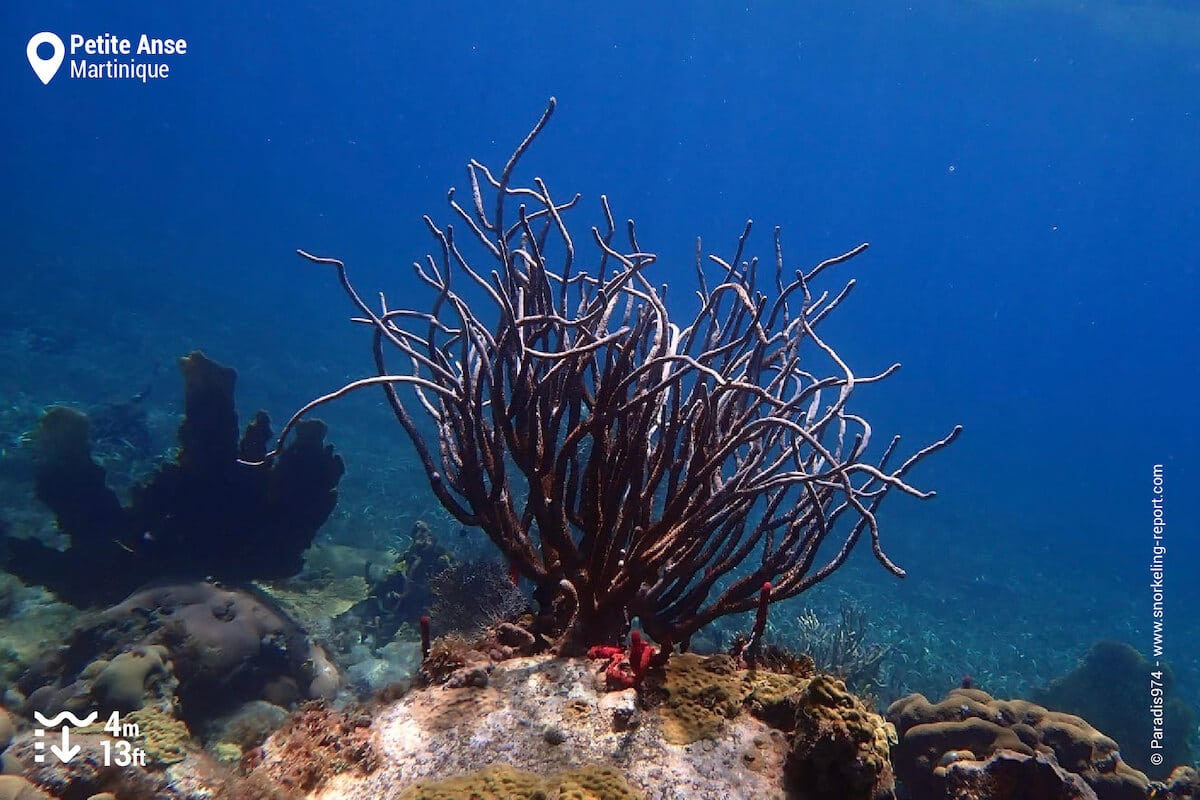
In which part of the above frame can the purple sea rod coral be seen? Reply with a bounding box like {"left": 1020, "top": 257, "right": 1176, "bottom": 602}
{"left": 255, "top": 98, "right": 960, "bottom": 656}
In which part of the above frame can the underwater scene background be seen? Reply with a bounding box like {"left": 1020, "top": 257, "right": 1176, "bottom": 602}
{"left": 1, "top": 2, "right": 1198, "bottom": 799}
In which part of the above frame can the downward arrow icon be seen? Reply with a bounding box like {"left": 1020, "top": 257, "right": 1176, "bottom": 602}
{"left": 50, "top": 727, "right": 80, "bottom": 763}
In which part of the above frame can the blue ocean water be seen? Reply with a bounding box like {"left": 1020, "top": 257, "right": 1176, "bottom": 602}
{"left": 3, "top": 0, "right": 1197, "bottom": 728}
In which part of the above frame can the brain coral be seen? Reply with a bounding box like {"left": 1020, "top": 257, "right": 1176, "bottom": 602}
{"left": 887, "top": 688, "right": 1150, "bottom": 800}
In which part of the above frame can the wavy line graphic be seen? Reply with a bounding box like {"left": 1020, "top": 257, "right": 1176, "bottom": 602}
{"left": 33, "top": 711, "right": 98, "bottom": 728}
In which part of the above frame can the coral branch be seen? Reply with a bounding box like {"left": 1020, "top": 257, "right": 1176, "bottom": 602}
{"left": 275, "top": 98, "right": 959, "bottom": 654}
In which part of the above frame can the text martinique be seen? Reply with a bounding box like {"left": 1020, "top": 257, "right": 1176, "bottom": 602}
{"left": 69, "top": 34, "right": 187, "bottom": 83}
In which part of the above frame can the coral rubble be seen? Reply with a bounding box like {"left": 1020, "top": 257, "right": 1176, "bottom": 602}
{"left": 238, "top": 701, "right": 377, "bottom": 796}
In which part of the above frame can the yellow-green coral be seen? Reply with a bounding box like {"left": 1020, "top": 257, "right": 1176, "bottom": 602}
{"left": 787, "top": 675, "right": 896, "bottom": 800}
{"left": 554, "top": 766, "right": 642, "bottom": 800}
{"left": 211, "top": 741, "right": 243, "bottom": 763}
{"left": 397, "top": 764, "right": 641, "bottom": 800}
{"left": 78, "top": 707, "right": 191, "bottom": 766}
{"left": 657, "top": 653, "right": 810, "bottom": 744}
{"left": 131, "top": 706, "right": 191, "bottom": 766}
{"left": 256, "top": 575, "right": 368, "bottom": 624}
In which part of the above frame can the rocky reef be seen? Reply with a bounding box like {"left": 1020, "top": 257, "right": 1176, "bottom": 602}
{"left": 0, "top": 580, "right": 344, "bottom": 800}
{"left": 0, "top": 630, "right": 1195, "bottom": 800}
{"left": 0, "top": 102, "right": 1194, "bottom": 800}
{"left": 248, "top": 651, "right": 892, "bottom": 800}
{"left": 15, "top": 583, "right": 339, "bottom": 728}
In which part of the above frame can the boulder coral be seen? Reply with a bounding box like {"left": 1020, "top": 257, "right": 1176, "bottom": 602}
{"left": 16, "top": 583, "right": 339, "bottom": 728}
{"left": 89, "top": 646, "right": 172, "bottom": 712}
{"left": 1032, "top": 641, "right": 1195, "bottom": 779}
{"left": 929, "top": 748, "right": 1101, "bottom": 800}
{"left": 887, "top": 688, "right": 1150, "bottom": 800}
{"left": 786, "top": 674, "right": 896, "bottom": 800}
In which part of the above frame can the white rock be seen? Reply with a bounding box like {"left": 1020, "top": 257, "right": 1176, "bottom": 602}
{"left": 300, "top": 654, "right": 789, "bottom": 800}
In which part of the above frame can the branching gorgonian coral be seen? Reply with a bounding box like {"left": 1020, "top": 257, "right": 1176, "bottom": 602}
{"left": 262, "top": 98, "right": 960, "bottom": 654}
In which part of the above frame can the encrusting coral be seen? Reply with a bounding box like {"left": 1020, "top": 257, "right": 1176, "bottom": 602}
{"left": 651, "top": 652, "right": 806, "bottom": 744}
{"left": 395, "top": 764, "right": 642, "bottom": 800}
{"left": 69, "top": 706, "right": 192, "bottom": 767}
{"left": 642, "top": 652, "right": 893, "bottom": 798}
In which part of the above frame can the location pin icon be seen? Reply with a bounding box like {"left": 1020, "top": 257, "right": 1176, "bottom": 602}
{"left": 27, "top": 32, "right": 65, "bottom": 85}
